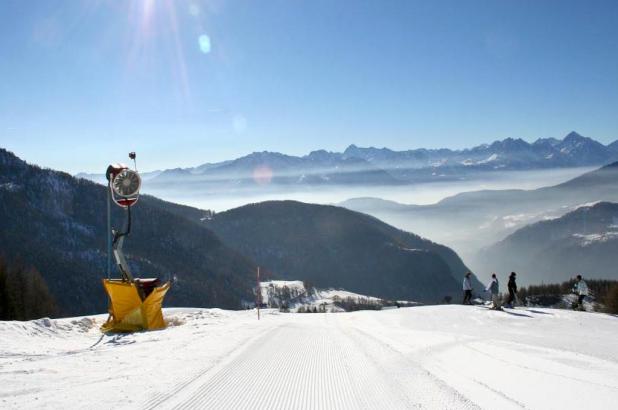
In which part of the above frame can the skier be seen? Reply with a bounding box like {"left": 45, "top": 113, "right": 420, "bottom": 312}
{"left": 485, "top": 273, "right": 501, "bottom": 310}
{"left": 505, "top": 272, "right": 518, "bottom": 308}
{"left": 573, "top": 274, "right": 588, "bottom": 311}
{"left": 462, "top": 272, "right": 473, "bottom": 305}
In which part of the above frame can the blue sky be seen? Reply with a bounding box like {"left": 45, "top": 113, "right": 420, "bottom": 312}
{"left": 1, "top": 0, "right": 617, "bottom": 173}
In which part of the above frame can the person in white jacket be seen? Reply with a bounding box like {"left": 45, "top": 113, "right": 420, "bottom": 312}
{"left": 462, "top": 272, "right": 473, "bottom": 305}
{"left": 485, "top": 273, "right": 501, "bottom": 310}
{"left": 573, "top": 274, "right": 588, "bottom": 311}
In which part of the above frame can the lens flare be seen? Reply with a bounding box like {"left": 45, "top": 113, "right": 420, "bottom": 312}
{"left": 198, "top": 34, "right": 211, "bottom": 54}
{"left": 253, "top": 165, "right": 274, "bottom": 185}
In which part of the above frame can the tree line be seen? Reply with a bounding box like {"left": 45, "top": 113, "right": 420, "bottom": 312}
{"left": 0, "top": 256, "right": 58, "bottom": 320}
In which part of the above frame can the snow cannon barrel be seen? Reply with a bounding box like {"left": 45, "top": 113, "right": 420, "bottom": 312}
{"left": 106, "top": 163, "right": 141, "bottom": 208}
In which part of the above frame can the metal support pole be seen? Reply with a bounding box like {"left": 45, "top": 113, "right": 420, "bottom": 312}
{"left": 107, "top": 185, "right": 111, "bottom": 279}
{"left": 257, "top": 266, "right": 261, "bottom": 320}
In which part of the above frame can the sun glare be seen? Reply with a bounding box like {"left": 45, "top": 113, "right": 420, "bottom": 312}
{"left": 198, "top": 34, "right": 211, "bottom": 54}
{"left": 126, "top": 0, "right": 213, "bottom": 102}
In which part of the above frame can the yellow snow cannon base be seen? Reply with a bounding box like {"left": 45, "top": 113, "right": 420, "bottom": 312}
{"left": 101, "top": 279, "right": 170, "bottom": 333}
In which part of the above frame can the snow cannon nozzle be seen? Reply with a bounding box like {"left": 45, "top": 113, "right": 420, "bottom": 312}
{"left": 106, "top": 161, "right": 141, "bottom": 209}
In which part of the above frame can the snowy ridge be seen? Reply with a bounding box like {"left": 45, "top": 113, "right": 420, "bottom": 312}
{"left": 74, "top": 132, "right": 618, "bottom": 188}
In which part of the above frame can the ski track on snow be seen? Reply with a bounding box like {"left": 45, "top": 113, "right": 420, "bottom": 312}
{"left": 149, "top": 317, "right": 478, "bottom": 410}
{"left": 165, "top": 322, "right": 408, "bottom": 409}
{"left": 347, "top": 326, "right": 479, "bottom": 409}
{"left": 142, "top": 320, "right": 275, "bottom": 410}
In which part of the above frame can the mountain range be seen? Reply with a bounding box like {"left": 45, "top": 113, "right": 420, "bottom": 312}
{"left": 77, "top": 132, "right": 618, "bottom": 189}
{"left": 1, "top": 147, "right": 474, "bottom": 315}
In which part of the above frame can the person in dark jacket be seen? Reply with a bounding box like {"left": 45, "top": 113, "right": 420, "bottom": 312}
{"left": 505, "top": 272, "right": 518, "bottom": 308}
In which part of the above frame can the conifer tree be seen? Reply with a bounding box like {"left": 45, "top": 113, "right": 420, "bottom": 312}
{"left": 0, "top": 257, "right": 57, "bottom": 320}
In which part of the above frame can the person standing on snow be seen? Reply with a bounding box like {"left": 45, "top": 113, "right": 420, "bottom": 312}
{"left": 505, "top": 272, "right": 518, "bottom": 308}
{"left": 462, "top": 272, "right": 473, "bottom": 305}
{"left": 485, "top": 273, "right": 500, "bottom": 310}
{"left": 573, "top": 274, "right": 588, "bottom": 311}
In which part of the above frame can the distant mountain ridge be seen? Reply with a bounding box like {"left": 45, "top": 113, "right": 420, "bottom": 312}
{"left": 339, "top": 132, "right": 616, "bottom": 171}
{"left": 77, "top": 132, "right": 618, "bottom": 188}
{"left": 200, "top": 131, "right": 618, "bottom": 173}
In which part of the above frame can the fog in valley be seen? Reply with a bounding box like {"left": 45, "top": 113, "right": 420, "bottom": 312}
{"left": 143, "top": 167, "right": 593, "bottom": 213}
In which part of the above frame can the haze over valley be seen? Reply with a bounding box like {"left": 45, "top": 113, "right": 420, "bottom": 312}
{"left": 144, "top": 166, "right": 595, "bottom": 213}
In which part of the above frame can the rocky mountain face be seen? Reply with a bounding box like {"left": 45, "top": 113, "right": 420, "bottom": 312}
{"left": 206, "top": 200, "right": 481, "bottom": 303}
{"left": 475, "top": 202, "right": 618, "bottom": 285}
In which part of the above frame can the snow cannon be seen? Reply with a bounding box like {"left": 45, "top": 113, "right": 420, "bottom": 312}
{"left": 101, "top": 152, "right": 170, "bottom": 333}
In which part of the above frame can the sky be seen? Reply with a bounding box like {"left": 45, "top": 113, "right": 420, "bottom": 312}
{"left": 1, "top": 0, "right": 617, "bottom": 174}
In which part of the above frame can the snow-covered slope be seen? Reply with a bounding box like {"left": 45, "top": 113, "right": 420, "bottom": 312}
{"left": 259, "top": 280, "right": 306, "bottom": 306}
{"left": 2, "top": 306, "right": 618, "bottom": 409}
{"left": 258, "top": 280, "right": 416, "bottom": 312}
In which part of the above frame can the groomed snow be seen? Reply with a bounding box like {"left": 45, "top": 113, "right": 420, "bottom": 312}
{"left": 1, "top": 306, "right": 618, "bottom": 409}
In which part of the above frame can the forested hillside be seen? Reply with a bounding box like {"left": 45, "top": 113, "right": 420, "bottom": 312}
{"left": 207, "top": 201, "right": 480, "bottom": 303}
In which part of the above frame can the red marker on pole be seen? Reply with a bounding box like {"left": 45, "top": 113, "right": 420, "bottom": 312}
{"left": 256, "top": 266, "right": 261, "bottom": 320}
